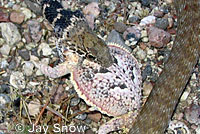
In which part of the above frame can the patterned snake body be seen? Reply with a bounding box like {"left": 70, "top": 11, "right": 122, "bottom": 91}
{"left": 129, "top": 0, "right": 200, "bottom": 133}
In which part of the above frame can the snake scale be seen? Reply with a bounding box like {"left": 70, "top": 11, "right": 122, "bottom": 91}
{"left": 31, "top": 0, "right": 200, "bottom": 133}
{"left": 129, "top": 0, "right": 200, "bottom": 133}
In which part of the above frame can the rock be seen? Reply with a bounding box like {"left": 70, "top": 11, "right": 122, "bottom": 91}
{"left": 0, "top": 22, "right": 21, "bottom": 46}
{"left": 153, "top": 10, "right": 164, "bottom": 18}
{"left": 27, "top": 20, "right": 42, "bottom": 43}
{"left": 139, "top": 15, "right": 156, "bottom": 26}
{"left": 106, "top": 30, "right": 131, "bottom": 52}
{"left": 143, "top": 81, "right": 153, "bottom": 96}
{"left": 142, "top": 37, "right": 148, "bottom": 43}
{"left": 123, "top": 26, "right": 141, "bottom": 46}
{"left": 0, "top": 94, "right": 11, "bottom": 109}
{"left": 0, "top": 59, "right": 9, "bottom": 69}
{"left": 22, "top": 61, "right": 34, "bottom": 76}
{"left": 147, "top": 26, "right": 171, "bottom": 48}
{"left": 88, "top": 113, "right": 102, "bottom": 122}
{"left": 18, "top": 49, "right": 30, "bottom": 61}
{"left": 10, "top": 12, "right": 25, "bottom": 24}
{"left": 0, "top": 44, "right": 11, "bottom": 56}
{"left": 166, "top": 120, "right": 191, "bottom": 134}
{"left": 155, "top": 18, "right": 169, "bottom": 30}
{"left": 24, "top": 0, "right": 42, "bottom": 15}
{"left": 85, "top": 14, "right": 95, "bottom": 30}
{"left": 70, "top": 97, "right": 80, "bottom": 107}
{"left": 39, "top": 43, "right": 52, "bottom": 56}
{"left": 20, "top": 7, "right": 32, "bottom": 21}
{"left": 143, "top": 65, "right": 152, "bottom": 76}
{"left": 83, "top": 2, "right": 100, "bottom": 17}
{"left": 168, "top": 17, "right": 174, "bottom": 28}
{"left": 124, "top": 26, "right": 141, "bottom": 40}
{"left": 164, "top": 0, "right": 173, "bottom": 4}
{"left": 10, "top": 71, "right": 25, "bottom": 89}
{"left": 8, "top": 58, "right": 17, "bottom": 70}
{"left": 76, "top": 113, "right": 87, "bottom": 121}
{"left": 180, "top": 91, "right": 190, "bottom": 101}
{"left": 0, "top": 12, "right": 9, "bottom": 22}
{"left": 128, "top": 15, "right": 140, "bottom": 23}
{"left": 0, "top": 84, "right": 10, "bottom": 93}
{"left": 185, "top": 104, "right": 200, "bottom": 125}
{"left": 27, "top": 99, "right": 40, "bottom": 116}
{"left": 136, "top": 49, "right": 146, "bottom": 60}
{"left": 141, "top": 0, "right": 150, "bottom": 6}
{"left": 114, "top": 22, "right": 127, "bottom": 33}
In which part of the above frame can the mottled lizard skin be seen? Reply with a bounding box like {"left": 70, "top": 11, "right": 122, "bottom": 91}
{"left": 129, "top": 0, "right": 200, "bottom": 133}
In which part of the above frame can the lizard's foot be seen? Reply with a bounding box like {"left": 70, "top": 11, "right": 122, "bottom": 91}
{"left": 98, "top": 111, "right": 138, "bottom": 134}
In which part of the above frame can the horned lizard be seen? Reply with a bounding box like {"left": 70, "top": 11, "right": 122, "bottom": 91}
{"left": 32, "top": 0, "right": 142, "bottom": 133}
{"left": 32, "top": 42, "right": 142, "bottom": 134}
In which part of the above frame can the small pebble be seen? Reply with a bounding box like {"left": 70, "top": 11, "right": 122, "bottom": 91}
{"left": 0, "top": 22, "right": 21, "bottom": 46}
{"left": 8, "top": 58, "right": 17, "bottom": 70}
{"left": 27, "top": 20, "right": 42, "bottom": 43}
{"left": 27, "top": 99, "right": 40, "bottom": 116}
{"left": 0, "top": 12, "right": 9, "bottom": 22}
{"left": 38, "top": 43, "right": 52, "bottom": 56}
{"left": 0, "top": 44, "right": 11, "bottom": 56}
{"left": 114, "top": 22, "right": 127, "bottom": 33}
{"left": 141, "top": 0, "right": 150, "bottom": 6}
{"left": 83, "top": 2, "right": 100, "bottom": 17}
{"left": 142, "top": 81, "right": 153, "bottom": 96}
{"left": 20, "top": 7, "right": 32, "bottom": 21}
{"left": 88, "top": 113, "right": 102, "bottom": 123}
{"left": 148, "top": 26, "right": 171, "bottom": 48}
{"left": 153, "top": 10, "right": 164, "bottom": 18}
{"left": 10, "top": 71, "right": 26, "bottom": 89}
{"left": 10, "top": 12, "right": 25, "bottom": 24}
{"left": 155, "top": 18, "right": 169, "bottom": 30}
{"left": 18, "top": 49, "right": 30, "bottom": 61}
{"left": 139, "top": 15, "right": 156, "bottom": 26}
{"left": 128, "top": 15, "right": 140, "bottom": 23}
{"left": 70, "top": 97, "right": 80, "bottom": 107}
{"left": 0, "top": 84, "right": 10, "bottom": 93}
{"left": 136, "top": 49, "right": 146, "bottom": 60}
{"left": 75, "top": 111, "right": 87, "bottom": 121}
{"left": 24, "top": 0, "right": 42, "bottom": 15}
{"left": 185, "top": 104, "right": 200, "bottom": 125}
{"left": 0, "top": 94, "right": 11, "bottom": 109}
{"left": 22, "top": 61, "right": 34, "bottom": 76}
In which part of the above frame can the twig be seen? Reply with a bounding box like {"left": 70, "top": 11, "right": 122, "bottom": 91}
{"left": 34, "top": 100, "right": 49, "bottom": 126}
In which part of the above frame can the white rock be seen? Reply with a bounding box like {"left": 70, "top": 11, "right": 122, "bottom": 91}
{"left": 22, "top": 61, "right": 34, "bottom": 76}
{"left": 38, "top": 43, "right": 52, "bottom": 56}
{"left": 28, "top": 99, "right": 40, "bottom": 116}
{"left": 0, "top": 94, "right": 11, "bottom": 109}
{"left": 0, "top": 59, "right": 9, "bottom": 68}
{"left": 136, "top": 49, "right": 146, "bottom": 60}
{"left": 20, "top": 7, "right": 32, "bottom": 21}
{"left": 180, "top": 91, "right": 190, "bottom": 101}
{"left": 83, "top": 2, "right": 100, "bottom": 17}
{"left": 142, "top": 37, "right": 149, "bottom": 43}
{"left": 140, "top": 16, "right": 156, "bottom": 26}
{"left": 0, "top": 44, "right": 11, "bottom": 56}
{"left": 10, "top": 71, "right": 25, "bottom": 89}
{"left": 147, "top": 48, "right": 154, "bottom": 55}
{"left": 141, "top": 30, "right": 148, "bottom": 37}
{"left": 0, "top": 23, "right": 21, "bottom": 46}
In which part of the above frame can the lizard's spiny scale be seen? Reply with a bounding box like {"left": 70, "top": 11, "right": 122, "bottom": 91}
{"left": 42, "top": 0, "right": 113, "bottom": 67}
{"left": 71, "top": 42, "right": 142, "bottom": 117}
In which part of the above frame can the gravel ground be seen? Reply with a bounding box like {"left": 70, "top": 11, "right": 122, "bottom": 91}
{"left": 0, "top": 0, "right": 199, "bottom": 134}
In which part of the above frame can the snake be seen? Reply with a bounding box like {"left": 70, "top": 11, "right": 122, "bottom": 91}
{"left": 30, "top": 0, "right": 200, "bottom": 133}
{"left": 129, "top": 0, "right": 200, "bottom": 133}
